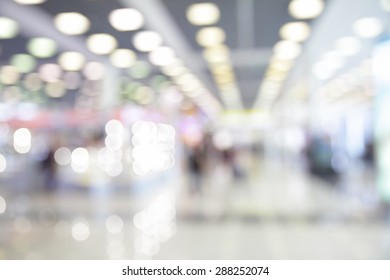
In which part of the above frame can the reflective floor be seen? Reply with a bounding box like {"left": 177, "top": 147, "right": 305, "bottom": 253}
{"left": 0, "top": 156, "right": 388, "bottom": 260}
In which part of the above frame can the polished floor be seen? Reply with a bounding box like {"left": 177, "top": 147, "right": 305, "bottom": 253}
{"left": 0, "top": 157, "right": 389, "bottom": 259}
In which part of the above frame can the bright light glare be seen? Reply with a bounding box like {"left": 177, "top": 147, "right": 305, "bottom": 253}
{"left": 13, "top": 128, "right": 31, "bottom": 154}
{"left": 353, "top": 17, "right": 383, "bottom": 38}
{"left": 105, "top": 119, "right": 124, "bottom": 135}
{"left": 109, "top": 8, "right": 144, "bottom": 31}
{"left": 0, "top": 17, "right": 19, "bottom": 39}
{"left": 27, "top": 37, "right": 57, "bottom": 58}
{"left": 87, "top": 34, "right": 117, "bottom": 55}
{"left": 72, "top": 222, "right": 90, "bottom": 241}
{"left": 212, "top": 130, "right": 233, "bottom": 150}
{"left": 110, "top": 49, "right": 137, "bottom": 68}
{"left": 131, "top": 121, "right": 175, "bottom": 175}
{"left": 273, "top": 40, "right": 302, "bottom": 60}
{"left": 196, "top": 27, "right": 226, "bottom": 47}
{"left": 149, "top": 47, "right": 175, "bottom": 66}
{"left": 58, "top": 52, "right": 86, "bottom": 71}
{"left": 279, "top": 22, "right": 311, "bottom": 42}
{"left": 54, "top": 12, "right": 90, "bottom": 35}
{"left": 133, "top": 31, "right": 163, "bottom": 52}
{"left": 54, "top": 147, "right": 71, "bottom": 166}
{"left": 186, "top": 3, "right": 220, "bottom": 26}
{"left": 71, "top": 148, "right": 89, "bottom": 173}
{"left": 288, "top": 0, "right": 324, "bottom": 20}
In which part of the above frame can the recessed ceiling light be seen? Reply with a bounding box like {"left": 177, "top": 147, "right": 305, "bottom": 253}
{"left": 148, "top": 46, "right": 175, "bottom": 66}
{"left": 273, "top": 40, "right": 302, "bottom": 60}
{"left": 39, "top": 63, "right": 62, "bottom": 82}
{"left": 58, "top": 52, "right": 86, "bottom": 71}
{"left": 110, "top": 49, "right": 137, "bottom": 68}
{"left": 279, "top": 22, "right": 311, "bottom": 42}
{"left": 83, "top": 62, "right": 106, "bottom": 80}
{"left": 203, "top": 45, "right": 230, "bottom": 63}
{"left": 335, "top": 37, "right": 361, "bottom": 56}
{"left": 10, "top": 54, "right": 36, "bottom": 73}
{"left": 133, "top": 31, "right": 163, "bottom": 52}
{"left": 353, "top": 17, "right": 383, "bottom": 38}
{"left": 196, "top": 27, "right": 226, "bottom": 47}
{"left": 0, "top": 66, "right": 20, "bottom": 85}
{"left": 13, "top": 0, "right": 46, "bottom": 4}
{"left": 87, "top": 34, "right": 117, "bottom": 55}
{"left": 27, "top": 37, "right": 58, "bottom": 58}
{"left": 109, "top": 8, "right": 144, "bottom": 31}
{"left": 288, "top": 0, "right": 324, "bottom": 20}
{"left": 54, "top": 13, "right": 90, "bottom": 35}
{"left": 45, "top": 80, "right": 66, "bottom": 98}
{"left": 0, "top": 17, "right": 19, "bottom": 39}
{"left": 187, "top": 3, "right": 220, "bottom": 26}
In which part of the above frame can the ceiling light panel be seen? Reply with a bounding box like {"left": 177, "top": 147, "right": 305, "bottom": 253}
{"left": 109, "top": 8, "right": 144, "bottom": 31}
{"left": 87, "top": 33, "right": 117, "bottom": 55}
{"left": 196, "top": 27, "right": 226, "bottom": 47}
{"left": 27, "top": 37, "right": 58, "bottom": 58}
{"left": 0, "top": 17, "right": 19, "bottom": 39}
{"left": 187, "top": 3, "right": 220, "bottom": 26}
{"left": 133, "top": 31, "right": 163, "bottom": 52}
{"left": 279, "top": 22, "right": 311, "bottom": 42}
{"left": 288, "top": 0, "right": 324, "bottom": 20}
{"left": 54, "top": 13, "right": 90, "bottom": 35}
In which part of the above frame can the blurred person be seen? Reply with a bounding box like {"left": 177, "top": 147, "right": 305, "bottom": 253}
{"left": 187, "top": 144, "right": 206, "bottom": 194}
{"left": 40, "top": 144, "right": 58, "bottom": 192}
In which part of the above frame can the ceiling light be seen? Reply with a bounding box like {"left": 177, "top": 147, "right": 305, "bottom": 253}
{"left": 45, "top": 80, "right": 66, "bottom": 98}
{"left": 187, "top": 3, "right": 220, "bottom": 26}
{"left": 83, "top": 62, "right": 106, "bottom": 80}
{"left": 0, "top": 17, "right": 19, "bottom": 39}
{"left": 279, "top": 22, "right": 311, "bottom": 42}
{"left": 353, "top": 17, "right": 383, "bottom": 38}
{"left": 54, "top": 12, "right": 90, "bottom": 35}
{"left": 27, "top": 37, "right": 57, "bottom": 58}
{"left": 203, "top": 45, "right": 229, "bottom": 63}
{"left": 13, "top": 0, "right": 46, "bottom": 4}
{"left": 58, "top": 52, "right": 86, "bottom": 71}
{"left": 39, "top": 63, "right": 62, "bottom": 82}
{"left": 196, "top": 27, "right": 226, "bottom": 47}
{"left": 149, "top": 46, "right": 175, "bottom": 66}
{"left": 110, "top": 49, "right": 137, "bottom": 68}
{"left": 109, "top": 8, "right": 144, "bottom": 31}
{"left": 335, "top": 37, "right": 361, "bottom": 56}
{"left": 10, "top": 54, "right": 36, "bottom": 73}
{"left": 288, "top": 0, "right": 324, "bottom": 20}
{"left": 0, "top": 66, "right": 20, "bottom": 85}
{"left": 24, "top": 73, "right": 42, "bottom": 91}
{"left": 273, "top": 40, "right": 302, "bottom": 60}
{"left": 133, "top": 31, "right": 163, "bottom": 52}
{"left": 87, "top": 34, "right": 117, "bottom": 55}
